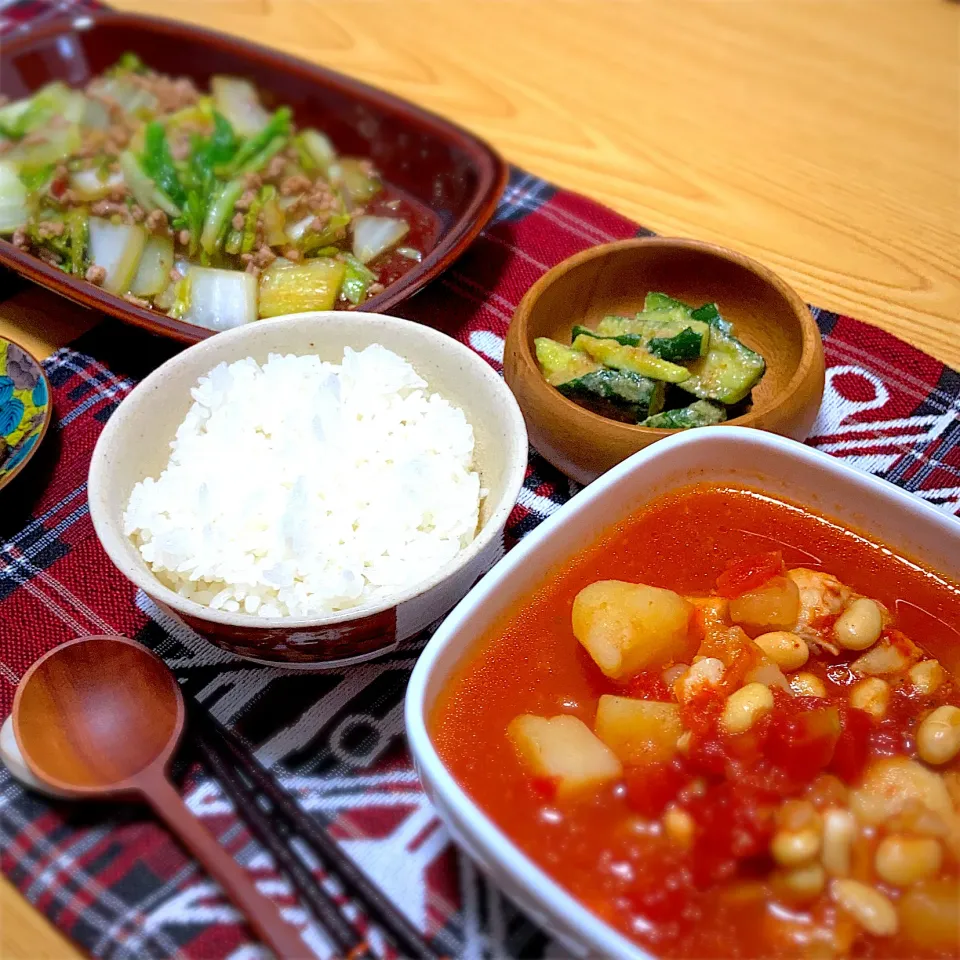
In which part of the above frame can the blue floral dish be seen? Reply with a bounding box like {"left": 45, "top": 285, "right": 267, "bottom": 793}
{"left": 0, "top": 337, "right": 51, "bottom": 491}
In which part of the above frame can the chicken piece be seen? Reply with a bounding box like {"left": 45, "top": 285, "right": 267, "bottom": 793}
{"left": 786, "top": 568, "right": 854, "bottom": 653}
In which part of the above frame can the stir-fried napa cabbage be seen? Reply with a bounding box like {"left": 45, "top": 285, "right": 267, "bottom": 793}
{"left": 0, "top": 54, "right": 418, "bottom": 329}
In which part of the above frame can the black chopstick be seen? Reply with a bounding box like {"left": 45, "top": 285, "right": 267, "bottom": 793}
{"left": 194, "top": 710, "right": 440, "bottom": 960}
{"left": 193, "top": 723, "right": 373, "bottom": 960}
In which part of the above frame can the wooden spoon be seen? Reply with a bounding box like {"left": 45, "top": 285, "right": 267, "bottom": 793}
{"left": 11, "top": 635, "right": 307, "bottom": 959}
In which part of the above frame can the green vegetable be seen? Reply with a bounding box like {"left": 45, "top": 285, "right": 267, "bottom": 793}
{"left": 66, "top": 209, "right": 89, "bottom": 276}
{"left": 167, "top": 271, "right": 192, "bottom": 319}
{"left": 141, "top": 122, "right": 187, "bottom": 209}
{"left": 4, "top": 125, "right": 80, "bottom": 169}
{"left": 560, "top": 369, "right": 666, "bottom": 421}
{"left": 641, "top": 400, "right": 727, "bottom": 430}
{"left": 298, "top": 129, "right": 336, "bottom": 173}
{"left": 690, "top": 301, "right": 732, "bottom": 334}
{"left": 200, "top": 177, "right": 245, "bottom": 255}
{"left": 112, "top": 52, "right": 147, "bottom": 75}
{"left": 221, "top": 107, "right": 292, "bottom": 177}
{"left": 0, "top": 161, "right": 29, "bottom": 234}
{"left": 0, "top": 83, "right": 83, "bottom": 139}
{"left": 300, "top": 212, "right": 351, "bottom": 254}
{"left": 130, "top": 233, "right": 174, "bottom": 296}
{"left": 119, "top": 151, "right": 181, "bottom": 218}
{"left": 340, "top": 253, "right": 376, "bottom": 305}
{"left": 597, "top": 309, "right": 710, "bottom": 358}
{"left": 333, "top": 158, "right": 381, "bottom": 205}
{"left": 681, "top": 331, "right": 766, "bottom": 404}
{"left": 258, "top": 257, "right": 346, "bottom": 317}
{"left": 18, "top": 164, "right": 55, "bottom": 192}
{"left": 239, "top": 189, "right": 265, "bottom": 254}
{"left": 87, "top": 217, "right": 146, "bottom": 294}
{"left": 571, "top": 324, "right": 643, "bottom": 348}
{"left": 534, "top": 338, "right": 600, "bottom": 386}
{"left": 573, "top": 334, "right": 691, "bottom": 384}
{"left": 647, "top": 326, "right": 705, "bottom": 362}
{"left": 224, "top": 229, "right": 243, "bottom": 255}
{"left": 260, "top": 185, "right": 286, "bottom": 246}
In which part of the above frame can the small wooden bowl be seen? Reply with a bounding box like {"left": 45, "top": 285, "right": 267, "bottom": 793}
{"left": 504, "top": 238, "right": 825, "bottom": 483}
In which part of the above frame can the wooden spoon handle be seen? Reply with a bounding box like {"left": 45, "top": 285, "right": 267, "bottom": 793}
{"left": 140, "top": 771, "right": 308, "bottom": 959}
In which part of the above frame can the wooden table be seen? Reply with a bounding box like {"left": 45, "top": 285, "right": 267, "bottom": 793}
{"left": 2, "top": 1, "right": 957, "bottom": 956}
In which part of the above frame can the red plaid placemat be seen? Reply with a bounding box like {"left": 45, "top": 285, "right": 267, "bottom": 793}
{"left": 2, "top": 5, "right": 960, "bottom": 960}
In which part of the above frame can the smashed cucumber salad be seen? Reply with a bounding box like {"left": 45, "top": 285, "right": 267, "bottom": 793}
{"left": 535, "top": 292, "right": 766, "bottom": 429}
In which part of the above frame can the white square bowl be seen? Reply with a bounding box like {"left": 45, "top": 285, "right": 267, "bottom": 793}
{"left": 404, "top": 426, "right": 960, "bottom": 960}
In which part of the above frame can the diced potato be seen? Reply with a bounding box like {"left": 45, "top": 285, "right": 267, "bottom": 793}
{"left": 729, "top": 575, "right": 800, "bottom": 633}
{"left": 572, "top": 580, "right": 694, "bottom": 679}
{"left": 850, "top": 638, "right": 920, "bottom": 677}
{"left": 594, "top": 696, "right": 682, "bottom": 765}
{"left": 849, "top": 757, "right": 955, "bottom": 826}
{"left": 507, "top": 714, "right": 622, "bottom": 796}
{"left": 899, "top": 880, "right": 960, "bottom": 950}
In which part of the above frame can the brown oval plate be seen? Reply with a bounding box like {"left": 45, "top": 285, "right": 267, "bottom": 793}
{"left": 0, "top": 11, "right": 507, "bottom": 343}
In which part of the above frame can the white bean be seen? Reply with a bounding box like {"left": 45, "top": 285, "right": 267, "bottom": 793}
{"left": 834, "top": 598, "right": 883, "bottom": 651}
{"left": 721, "top": 682, "right": 774, "bottom": 735}
{"left": 779, "top": 863, "right": 826, "bottom": 900}
{"left": 908, "top": 660, "right": 945, "bottom": 696}
{"left": 662, "top": 805, "right": 695, "bottom": 850}
{"left": 790, "top": 672, "right": 827, "bottom": 698}
{"left": 849, "top": 677, "right": 889, "bottom": 719}
{"left": 754, "top": 631, "right": 809, "bottom": 671}
{"left": 874, "top": 834, "right": 943, "bottom": 886}
{"left": 821, "top": 808, "right": 856, "bottom": 877}
{"left": 830, "top": 879, "right": 898, "bottom": 937}
{"left": 771, "top": 828, "right": 821, "bottom": 866}
{"left": 916, "top": 705, "right": 960, "bottom": 766}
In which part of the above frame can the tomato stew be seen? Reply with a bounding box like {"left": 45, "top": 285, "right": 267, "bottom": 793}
{"left": 430, "top": 484, "right": 960, "bottom": 958}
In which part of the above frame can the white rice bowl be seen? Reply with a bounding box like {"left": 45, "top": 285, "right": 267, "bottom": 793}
{"left": 123, "top": 344, "right": 483, "bottom": 619}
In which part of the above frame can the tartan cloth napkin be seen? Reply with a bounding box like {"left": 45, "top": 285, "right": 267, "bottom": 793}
{"left": 2, "top": 4, "right": 960, "bottom": 960}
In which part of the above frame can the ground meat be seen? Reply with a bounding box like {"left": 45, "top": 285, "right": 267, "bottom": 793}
{"left": 283, "top": 195, "right": 307, "bottom": 217}
{"left": 367, "top": 282, "right": 385, "bottom": 297}
{"left": 170, "top": 135, "right": 190, "bottom": 162}
{"left": 234, "top": 189, "right": 256, "bottom": 212}
{"left": 169, "top": 267, "right": 183, "bottom": 282}
{"left": 90, "top": 199, "right": 130, "bottom": 220}
{"left": 280, "top": 173, "right": 311, "bottom": 196}
{"left": 243, "top": 172, "right": 263, "bottom": 190}
{"left": 244, "top": 262, "right": 261, "bottom": 277}
{"left": 123, "top": 293, "right": 152, "bottom": 309}
{"left": 20, "top": 130, "right": 47, "bottom": 147}
{"left": 85, "top": 265, "right": 107, "bottom": 285}
{"left": 108, "top": 184, "right": 130, "bottom": 203}
{"left": 37, "top": 248, "right": 62, "bottom": 266}
{"left": 36, "top": 221, "right": 65, "bottom": 239}
{"left": 306, "top": 180, "right": 337, "bottom": 214}
{"left": 231, "top": 212, "right": 246, "bottom": 231}
{"left": 130, "top": 205, "right": 145, "bottom": 223}
{"left": 253, "top": 244, "right": 277, "bottom": 268}
{"left": 283, "top": 248, "right": 302, "bottom": 261}
{"left": 145, "top": 209, "right": 168, "bottom": 233}
{"left": 265, "top": 155, "right": 287, "bottom": 181}
{"left": 12, "top": 228, "right": 28, "bottom": 250}
{"left": 178, "top": 229, "right": 191, "bottom": 246}
{"left": 0, "top": 141, "right": 11, "bottom": 156}
{"left": 127, "top": 71, "right": 200, "bottom": 114}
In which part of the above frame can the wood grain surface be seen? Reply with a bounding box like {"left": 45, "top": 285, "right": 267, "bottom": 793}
{"left": 2, "top": 1, "right": 957, "bottom": 957}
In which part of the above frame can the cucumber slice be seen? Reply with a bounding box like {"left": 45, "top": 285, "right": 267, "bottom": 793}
{"left": 573, "top": 334, "right": 691, "bottom": 384}
{"left": 535, "top": 337, "right": 600, "bottom": 386}
{"left": 682, "top": 331, "right": 765, "bottom": 404}
{"left": 595, "top": 311, "right": 709, "bottom": 359}
{"left": 641, "top": 399, "right": 727, "bottom": 430}
{"left": 690, "top": 301, "right": 732, "bottom": 334}
{"left": 571, "top": 324, "right": 642, "bottom": 347}
{"left": 560, "top": 368, "right": 666, "bottom": 421}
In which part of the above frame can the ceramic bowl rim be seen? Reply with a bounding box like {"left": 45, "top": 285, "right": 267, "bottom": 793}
{"left": 87, "top": 311, "right": 528, "bottom": 630}
{"left": 510, "top": 236, "right": 822, "bottom": 440}
{"left": 0, "top": 335, "right": 53, "bottom": 494}
{"left": 404, "top": 426, "right": 960, "bottom": 960}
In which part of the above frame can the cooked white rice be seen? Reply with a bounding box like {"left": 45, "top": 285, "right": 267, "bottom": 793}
{"left": 123, "top": 345, "right": 482, "bottom": 618}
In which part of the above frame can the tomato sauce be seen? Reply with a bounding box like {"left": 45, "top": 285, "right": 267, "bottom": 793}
{"left": 429, "top": 484, "right": 960, "bottom": 958}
